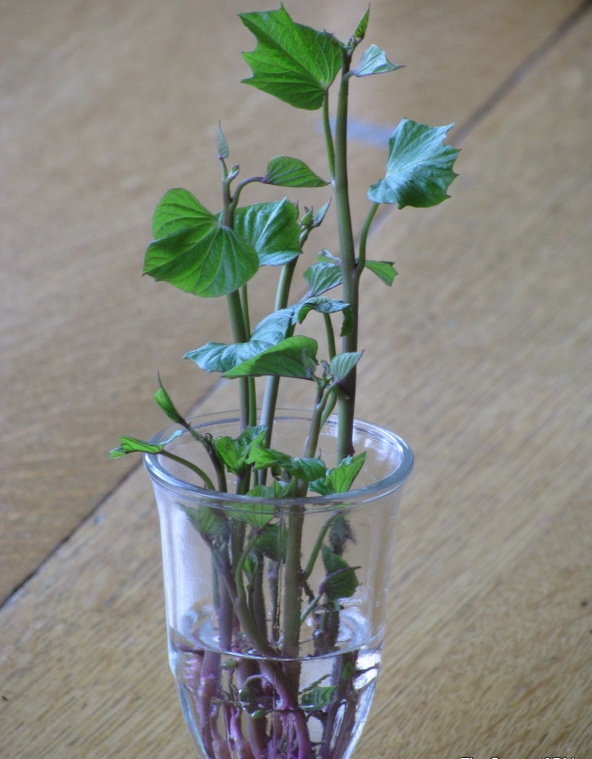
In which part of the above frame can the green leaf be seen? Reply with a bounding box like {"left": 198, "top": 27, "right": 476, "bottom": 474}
{"left": 301, "top": 685, "right": 337, "bottom": 711}
{"left": 212, "top": 426, "right": 267, "bottom": 475}
{"left": 185, "top": 504, "right": 228, "bottom": 541}
{"left": 185, "top": 309, "right": 294, "bottom": 373}
{"left": 109, "top": 430, "right": 184, "bottom": 459}
{"left": 229, "top": 495, "right": 276, "bottom": 529}
{"left": 368, "top": 119, "right": 459, "bottom": 209}
{"left": 240, "top": 7, "right": 344, "bottom": 110}
{"left": 303, "top": 261, "right": 343, "bottom": 297}
{"left": 217, "top": 123, "right": 229, "bottom": 159}
{"left": 224, "top": 336, "right": 318, "bottom": 380}
{"left": 353, "top": 8, "right": 370, "bottom": 41}
{"left": 247, "top": 442, "right": 326, "bottom": 483}
{"left": 233, "top": 199, "right": 301, "bottom": 266}
{"left": 322, "top": 545, "right": 359, "bottom": 599}
{"left": 329, "top": 352, "right": 362, "bottom": 384}
{"left": 254, "top": 522, "right": 287, "bottom": 561}
{"left": 352, "top": 44, "right": 403, "bottom": 77}
{"left": 151, "top": 188, "right": 214, "bottom": 239}
{"left": 145, "top": 189, "right": 259, "bottom": 298}
{"left": 310, "top": 453, "right": 367, "bottom": 495}
{"left": 264, "top": 156, "right": 328, "bottom": 188}
{"left": 293, "top": 296, "right": 353, "bottom": 337}
{"left": 365, "top": 260, "right": 398, "bottom": 286}
{"left": 154, "top": 374, "right": 183, "bottom": 423}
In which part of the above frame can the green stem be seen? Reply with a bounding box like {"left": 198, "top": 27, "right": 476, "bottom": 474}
{"left": 322, "top": 91, "right": 335, "bottom": 178}
{"left": 358, "top": 202, "right": 380, "bottom": 271}
{"left": 260, "top": 257, "right": 298, "bottom": 448}
{"left": 159, "top": 450, "right": 215, "bottom": 490}
{"left": 334, "top": 59, "right": 358, "bottom": 460}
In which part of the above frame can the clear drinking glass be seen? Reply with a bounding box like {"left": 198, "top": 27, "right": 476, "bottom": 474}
{"left": 145, "top": 410, "right": 413, "bottom": 759}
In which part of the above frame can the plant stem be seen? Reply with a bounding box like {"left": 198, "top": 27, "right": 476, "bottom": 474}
{"left": 333, "top": 59, "right": 359, "bottom": 460}
{"left": 159, "top": 450, "right": 215, "bottom": 490}
{"left": 358, "top": 202, "right": 380, "bottom": 271}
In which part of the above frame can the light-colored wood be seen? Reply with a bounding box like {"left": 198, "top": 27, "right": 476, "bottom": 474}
{"left": 0, "top": 0, "right": 583, "bottom": 602}
{"left": 2, "top": 0, "right": 592, "bottom": 756}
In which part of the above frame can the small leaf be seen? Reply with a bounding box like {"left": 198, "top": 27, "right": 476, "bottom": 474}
{"left": 233, "top": 200, "right": 301, "bottom": 266}
{"left": 154, "top": 374, "right": 183, "bottom": 423}
{"left": 247, "top": 443, "right": 327, "bottom": 483}
{"left": 185, "top": 505, "right": 228, "bottom": 540}
{"left": 223, "top": 336, "right": 318, "bottom": 380}
{"left": 352, "top": 45, "right": 403, "bottom": 77}
{"left": 322, "top": 545, "right": 359, "bottom": 599}
{"left": 354, "top": 8, "right": 370, "bottom": 41}
{"left": 253, "top": 522, "right": 287, "bottom": 561}
{"left": 145, "top": 190, "right": 260, "bottom": 298}
{"left": 212, "top": 426, "right": 267, "bottom": 475}
{"left": 110, "top": 430, "right": 184, "bottom": 459}
{"left": 229, "top": 495, "right": 276, "bottom": 529}
{"left": 365, "top": 260, "right": 398, "bottom": 286}
{"left": 302, "top": 685, "right": 337, "bottom": 711}
{"left": 303, "top": 261, "right": 343, "bottom": 297}
{"left": 217, "top": 123, "right": 229, "bottom": 159}
{"left": 330, "top": 352, "right": 363, "bottom": 384}
{"left": 264, "top": 156, "right": 328, "bottom": 188}
{"left": 310, "top": 453, "right": 367, "bottom": 496}
{"left": 313, "top": 200, "right": 331, "bottom": 228}
{"left": 368, "top": 119, "right": 459, "bottom": 209}
{"left": 240, "top": 7, "right": 343, "bottom": 111}
{"left": 294, "top": 297, "right": 352, "bottom": 331}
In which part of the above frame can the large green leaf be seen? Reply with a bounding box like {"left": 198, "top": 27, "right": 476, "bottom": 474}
{"left": 264, "top": 156, "right": 328, "bottom": 188}
{"left": 368, "top": 119, "right": 459, "bottom": 208}
{"left": 145, "top": 189, "right": 259, "bottom": 297}
{"left": 240, "top": 7, "right": 344, "bottom": 110}
{"left": 224, "top": 336, "right": 318, "bottom": 380}
{"left": 233, "top": 199, "right": 301, "bottom": 266}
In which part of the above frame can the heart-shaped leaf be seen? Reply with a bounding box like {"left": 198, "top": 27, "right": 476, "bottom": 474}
{"left": 264, "top": 156, "right": 328, "bottom": 188}
{"left": 368, "top": 119, "right": 459, "bottom": 208}
{"left": 240, "top": 7, "right": 344, "bottom": 110}
{"left": 145, "top": 189, "right": 259, "bottom": 297}
{"left": 233, "top": 199, "right": 301, "bottom": 266}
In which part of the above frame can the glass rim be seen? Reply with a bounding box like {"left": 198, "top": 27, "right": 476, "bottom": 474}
{"left": 144, "top": 409, "right": 414, "bottom": 512}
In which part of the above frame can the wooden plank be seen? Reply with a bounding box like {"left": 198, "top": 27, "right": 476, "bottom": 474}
{"left": 0, "top": 0, "right": 583, "bottom": 602}
{"left": 1, "top": 4, "right": 591, "bottom": 758}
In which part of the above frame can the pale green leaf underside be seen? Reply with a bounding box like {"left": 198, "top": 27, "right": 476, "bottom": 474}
{"left": 352, "top": 44, "right": 403, "bottom": 77}
{"left": 240, "top": 6, "right": 343, "bottom": 110}
{"left": 224, "top": 336, "right": 318, "bottom": 379}
{"left": 368, "top": 119, "right": 459, "bottom": 208}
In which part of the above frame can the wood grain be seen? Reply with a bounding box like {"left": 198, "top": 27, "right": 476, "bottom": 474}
{"left": 0, "top": 0, "right": 584, "bottom": 602}
{"left": 1, "top": 0, "right": 591, "bottom": 757}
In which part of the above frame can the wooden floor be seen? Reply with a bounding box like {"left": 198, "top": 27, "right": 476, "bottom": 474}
{"left": 1, "top": 0, "right": 591, "bottom": 755}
